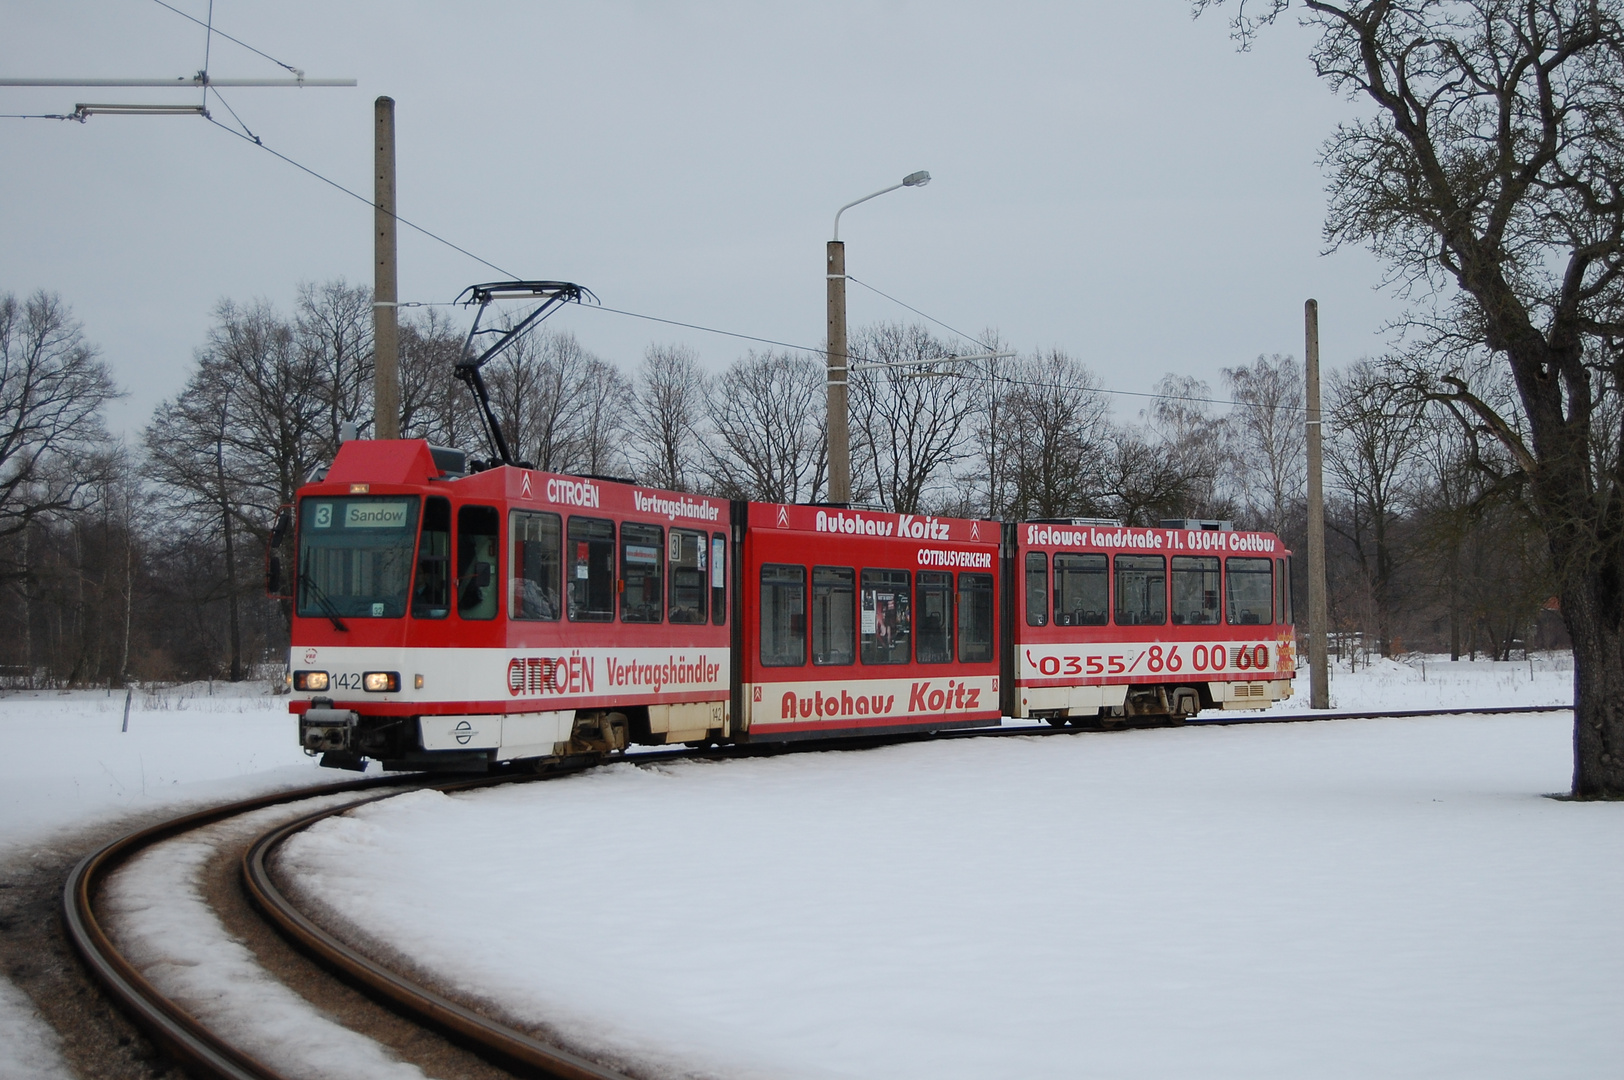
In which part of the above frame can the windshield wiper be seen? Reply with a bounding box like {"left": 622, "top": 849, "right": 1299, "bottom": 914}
{"left": 298, "top": 560, "right": 349, "bottom": 632}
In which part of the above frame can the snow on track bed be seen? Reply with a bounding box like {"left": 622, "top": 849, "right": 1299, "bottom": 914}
{"left": 283, "top": 710, "right": 1623, "bottom": 1080}
{"left": 0, "top": 975, "right": 73, "bottom": 1080}
{"left": 101, "top": 791, "right": 431, "bottom": 1080}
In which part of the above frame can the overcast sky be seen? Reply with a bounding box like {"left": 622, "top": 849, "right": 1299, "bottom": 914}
{"left": 2, "top": 2, "right": 1402, "bottom": 438}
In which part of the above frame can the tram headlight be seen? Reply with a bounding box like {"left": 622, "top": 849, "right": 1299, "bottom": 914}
{"left": 362, "top": 671, "right": 400, "bottom": 693}
{"left": 294, "top": 670, "right": 329, "bottom": 692}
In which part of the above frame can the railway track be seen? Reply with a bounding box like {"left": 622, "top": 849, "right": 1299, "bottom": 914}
{"left": 59, "top": 703, "right": 1571, "bottom": 1079}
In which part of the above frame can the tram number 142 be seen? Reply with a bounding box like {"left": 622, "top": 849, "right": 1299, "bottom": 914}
{"left": 1025, "top": 644, "right": 1272, "bottom": 678}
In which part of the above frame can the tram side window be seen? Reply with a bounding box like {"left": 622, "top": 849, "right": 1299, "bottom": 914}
{"left": 812, "top": 566, "right": 855, "bottom": 665}
{"left": 412, "top": 497, "right": 452, "bottom": 619}
{"left": 621, "top": 522, "right": 664, "bottom": 623}
{"left": 861, "top": 569, "right": 911, "bottom": 664}
{"left": 916, "top": 571, "right": 954, "bottom": 663}
{"left": 1170, "top": 556, "right": 1220, "bottom": 626}
{"left": 668, "top": 528, "right": 707, "bottom": 624}
{"left": 510, "top": 511, "right": 561, "bottom": 621}
{"left": 760, "top": 564, "right": 806, "bottom": 666}
{"left": 1226, "top": 557, "right": 1273, "bottom": 625}
{"left": 567, "top": 516, "right": 615, "bottom": 622}
{"left": 1053, "top": 553, "right": 1107, "bottom": 626}
{"left": 456, "top": 505, "right": 499, "bottom": 620}
{"left": 958, "top": 572, "right": 995, "bottom": 663}
{"left": 1025, "top": 552, "right": 1048, "bottom": 626}
{"left": 711, "top": 532, "right": 728, "bottom": 626}
{"left": 1114, "top": 555, "right": 1166, "bottom": 626}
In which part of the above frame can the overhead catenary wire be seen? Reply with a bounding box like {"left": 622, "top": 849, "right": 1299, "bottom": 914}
{"left": 845, "top": 274, "right": 993, "bottom": 352}
{"left": 200, "top": 0, "right": 215, "bottom": 109}
{"left": 202, "top": 115, "right": 519, "bottom": 279}
{"left": 149, "top": 0, "right": 306, "bottom": 78}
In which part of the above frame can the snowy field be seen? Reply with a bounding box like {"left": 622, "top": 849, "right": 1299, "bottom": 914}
{"left": 0, "top": 657, "right": 1605, "bottom": 1079}
{"left": 0, "top": 681, "right": 337, "bottom": 861}
{"left": 0, "top": 681, "right": 336, "bottom": 1080}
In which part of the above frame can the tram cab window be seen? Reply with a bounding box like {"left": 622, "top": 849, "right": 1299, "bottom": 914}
{"left": 667, "top": 528, "right": 707, "bottom": 624}
{"left": 812, "top": 566, "right": 855, "bottom": 665}
{"left": 958, "top": 572, "right": 996, "bottom": 663}
{"left": 760, "top": 564, "right": 806, "bottom": 666}
{"left": 456, "top": 506, "right": 499, "bottom": 620}
{"left": 1170, "top": 556, "right": 1220, "bottom": 626}
{"left": 1053, "top": 553, "right": 1107, "bottom": 626}
{"left": 1114, "top": 555, "right": 1166, "bottom": 626}
{"left": 297, "top": 495, "right": 419, "bottom": 620}
{"left": 711, "top": 533, "right": 728, "bottom": 626}
{"left": 621, "top": 522, "right": 664, "bottom": 623}
{"left": 567, "top": 516, "right": 615, "bottom": 622}
{"left": 916, "top": 571, "right": 954, "bottom": 663}
{"left": 1278, "top": 557, "right": 1293, "bottom": 624}
{"left": 412, "top": 497, "right": 452, "bottom": 619}
{"left": 1025, "top": 552, "right": 1048, "bottom": 626}
{"left": 860, "top": 569, "right": 911, "bottom": 665}
{"left": 1226, "top": 557, "right": 1273, "bottom": 625}
{"left": 510, "top": 511, "right": 561, "bottom": 621}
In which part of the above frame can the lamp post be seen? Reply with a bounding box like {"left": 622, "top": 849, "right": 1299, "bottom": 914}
{"left": 826, "top": 170, "right": 930, "bottom": 504}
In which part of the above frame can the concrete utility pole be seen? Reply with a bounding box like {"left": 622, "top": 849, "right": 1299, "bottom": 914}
{"left": 825, "top": 171, "right": 930, "bottom": 504}
{"left": 1305, "top": 299, "right": 1330, "bottom": 709}
{"left": 373, "top": 96, "right": 400, "bottom": 440}
{"left": 826, "top": 239, "right": 850, "bottom": 503}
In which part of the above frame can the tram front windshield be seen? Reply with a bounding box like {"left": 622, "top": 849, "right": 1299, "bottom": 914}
{"left": 297, "top": 496, "right": 420, "bottom": 619}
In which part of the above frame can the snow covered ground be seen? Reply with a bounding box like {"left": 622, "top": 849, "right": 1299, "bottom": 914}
{"left": 0, "top": 681, "right": 346, "bottom": 861}
{"left": 278, "top": 657, "right": 1612, "bottom": 1080}
{"left": 0, "top": 658, "right": 1602, "bottom": 1079}
{"left": 0, "top": 682, "right": 339, "bottom": 1080}
{"left": 1259, "top": 652, "right": 1573, "bottom": 715}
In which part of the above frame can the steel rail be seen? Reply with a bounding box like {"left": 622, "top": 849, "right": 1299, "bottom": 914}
{"left": 1190, "top": 702, "right": 1571, "bottom": 725}
{"left": 243, "top": 786, "right": 633, "bottom": 1080}
{"left": 61, "top": 775, "right": 420, "bottom": 1080}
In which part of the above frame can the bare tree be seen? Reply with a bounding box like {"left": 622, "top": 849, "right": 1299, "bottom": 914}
{"left": 0, "top": 292, "right": 120, "bottom": 573}
{"left": 703, "top": 351, "right": 827, "bottom": 502}
{"left": 481, "top": 325, "right": 628, "bottom": 474}
{"left": 399, "top": 307, "right": 479, "bottom": 449}
{"left": 296, "top": 279, "right": 373, "bottom": 449}
{"left": 1195, "top": 0, "right": 1624, "bottom": 794}
{"left": 145, "top": 366, "right": 247, "bottom": 679}
{"left": 848, "top": 323, "right": 977, "bottom": 513}
{"left": 959, "top": 328, "right": 1017, "bottom": 517}
{"left": 1223, "top": 354, "right": 1306, "bottom": 535}
{"left": 144, "top": 299, "right": 326, "bottom": 678}
{"left": 1097, "top": 425, "right": 1203, "bottom": 526}
{"left": 1145, "top": 373, "right": 1230, "bottom": 520}
{"left": 1000, "top": 349, "right": 1114, "bottom": 519}
{"left": 1325, "top": 358, "right": 1425, "bottom": 658}
{"left": 629, "top": 344, "right": 705, "bottom": 490}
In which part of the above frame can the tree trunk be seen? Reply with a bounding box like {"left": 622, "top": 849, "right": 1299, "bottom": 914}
{"left": 1561, "top": 579, "right": 1624, "bottom": 797}
{"left": 222, "top": 505, "right": 242, "bottom": 682}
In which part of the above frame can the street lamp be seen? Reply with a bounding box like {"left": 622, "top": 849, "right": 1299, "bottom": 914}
{"left": 826, "top": 170, "right": 931, "bottom": 504}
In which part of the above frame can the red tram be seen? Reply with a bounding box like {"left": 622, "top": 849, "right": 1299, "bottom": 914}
{"left": 1008, "top": 518, "right": 1296, "bottom": 723}
{"left": 285, "top": 441, "right": 1295, "bottom": 771}
{"left": 283, "top": 273, "right": 1292, "bottom": 770}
